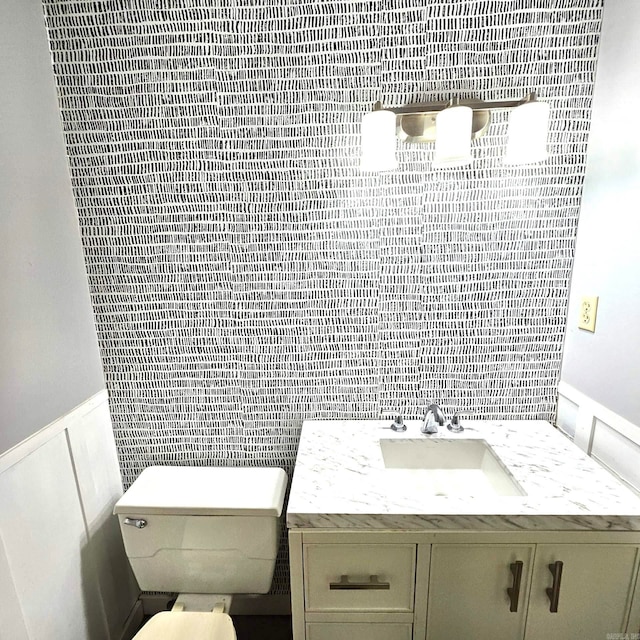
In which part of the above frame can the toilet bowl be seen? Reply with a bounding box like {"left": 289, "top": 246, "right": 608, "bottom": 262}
{"left": 114, "top": 466, "right": 288, "bottom": 639}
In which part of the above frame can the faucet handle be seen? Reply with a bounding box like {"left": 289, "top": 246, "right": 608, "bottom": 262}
{"left": 447, "top": 412, "right": 464, "bottom": 433}
{"left": 390, "top": 415, "right": 407, "bottom": 432}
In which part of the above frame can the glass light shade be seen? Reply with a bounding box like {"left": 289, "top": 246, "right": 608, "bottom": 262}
{"left": 434, "top": 105, "right": 473, "bottom": 168}
{"left": 360, "top": 109, "right": 398, "bottom": 171}
{"left": 504, "top": 100, "right": 550, "bottom": 165}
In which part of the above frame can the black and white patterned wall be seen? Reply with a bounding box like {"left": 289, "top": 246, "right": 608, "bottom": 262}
{"left": 43, "top": 0, "right": 602, "bottom": 591}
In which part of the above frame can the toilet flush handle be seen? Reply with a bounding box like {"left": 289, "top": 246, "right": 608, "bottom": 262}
{"left": 123, "top": 517, "right": 147, "bottom": 529}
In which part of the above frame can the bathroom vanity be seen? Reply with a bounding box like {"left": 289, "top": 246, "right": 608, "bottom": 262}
{"left": 287, "top": 420, "right": 640, "bottom": 640}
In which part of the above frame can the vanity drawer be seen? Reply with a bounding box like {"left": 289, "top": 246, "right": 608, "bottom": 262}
{"left": 306, "top": 622, "right": 413, "bottom": 640}
{"left": 303, "top": 544, "right": 416, "bottom": 612}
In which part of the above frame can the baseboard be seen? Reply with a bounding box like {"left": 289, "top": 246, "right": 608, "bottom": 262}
{"left": 230, "top": 594, "right": 291, "bottom": 616}
{"left": 139, "top": 592, "right": 291, "bottom": 617}
{"left": 119, "top": 600, "right": 144, "bottom": 640}
{"left": 140, "top": 594, "right": 175, "bottom": 616}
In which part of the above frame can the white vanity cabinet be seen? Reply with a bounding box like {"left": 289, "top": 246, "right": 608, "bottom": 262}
{"left": 287, "top": 420, "right": 640, "bottom": 639}
{"left": 289, "top": 531, "right": 640, "bottom": 640}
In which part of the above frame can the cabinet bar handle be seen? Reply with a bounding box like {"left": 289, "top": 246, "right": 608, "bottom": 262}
{"left": 546, "top": 561, "right": 563, "bottom": 613}
{"left": 329, "top": 575, "right": 390, "bottom": 590}
{"left": 507, "top": 561, "right": 524, "bottom": 612}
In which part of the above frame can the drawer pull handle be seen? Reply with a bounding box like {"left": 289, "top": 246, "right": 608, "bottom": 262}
{"left": 329, "top": 575, "right": 390, "bottom": 590}
{"left": 507, "top": 561, "right": 523, "bottom": 612}
{"left": 546, "top": 561, "right": 563, "bottom": 613}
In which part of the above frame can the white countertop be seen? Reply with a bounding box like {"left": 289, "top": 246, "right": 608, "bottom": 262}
{"left": 286, "top": 419, "right": 640, "bottom": 531}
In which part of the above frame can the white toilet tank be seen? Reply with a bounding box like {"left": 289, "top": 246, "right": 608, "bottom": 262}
{"left": 114, "top": 466, "right": 288, "bottom": 594}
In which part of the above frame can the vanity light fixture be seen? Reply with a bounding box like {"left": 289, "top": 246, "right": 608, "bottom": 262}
{"left": 360, "top": 92, "right": 549, "bottom": 171}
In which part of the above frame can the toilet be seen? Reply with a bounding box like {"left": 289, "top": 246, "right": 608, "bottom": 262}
{"left": 114, "top": 465, "right": 288, "bottom": 639}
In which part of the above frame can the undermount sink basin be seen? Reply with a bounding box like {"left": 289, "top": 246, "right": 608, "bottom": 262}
{"left": 380, "top": 438, "right": 525, "bottom": 497}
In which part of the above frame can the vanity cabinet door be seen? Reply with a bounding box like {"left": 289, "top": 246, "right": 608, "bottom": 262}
{"left": 426, "top": 544, "right": 535, "bottom": 640}
{"left": 524, "top": 544, "right": 640, "bottom": 640}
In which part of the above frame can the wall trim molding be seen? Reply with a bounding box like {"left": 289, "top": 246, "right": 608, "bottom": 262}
{"left": 558, "top": 381, "right": 640, "bottom": 494}
{"left": 558, "top": 381, "right": 640, "bottom": 449}
{"left": 118, "top": 601, "right": 144, "bottom": 640}
{"left": 0, "top": 389, "right": 108, "bottom": 475}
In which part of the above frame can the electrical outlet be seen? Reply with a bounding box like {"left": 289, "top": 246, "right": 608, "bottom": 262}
{"left": 578, "top": 296, "right": 599, "bottom": 332}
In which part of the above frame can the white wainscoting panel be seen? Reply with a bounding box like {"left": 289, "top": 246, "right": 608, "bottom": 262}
{"left": 0, "top": 391, "right": 138, "bottom": 640}
{"left": 0, "top": 531, "right": 29, "bottom": 640}
{"left": 67, "top": 400, "right": 139, "bottom": 640}
{"left": 0, "top": 391, "right": 107, "bottom": 476}
{"left": 555, "top": 393, "right": 580, "bottom": 440}
{"left": 0, "top": 431, "right": 105, "bottom": 639}
{"left": 66, "top": 399, "right": 122, "bottom": 525}
{"left": 591, "top": 419, "right": 640, "bottom": 494}
{"left": 557, "top": 381, "right": 640, "bottom": 494}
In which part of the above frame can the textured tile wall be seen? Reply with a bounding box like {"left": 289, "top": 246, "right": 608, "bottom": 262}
{"left": 42, "top": 0, "right": 602, "bottom": 593}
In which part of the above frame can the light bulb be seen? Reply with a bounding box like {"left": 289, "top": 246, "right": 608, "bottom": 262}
{"left": 360, "top": 109, "right": 398, "bottom": 171}
{"left": 505, "top": 100, "right": 550, "bottom": 165}
{"left": 434, "top": 105, "right": 473, "bottom": 168}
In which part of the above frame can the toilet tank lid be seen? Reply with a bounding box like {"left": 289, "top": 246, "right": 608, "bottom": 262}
{"left": 114, "top": 466, "right": 288, "bottom": 516}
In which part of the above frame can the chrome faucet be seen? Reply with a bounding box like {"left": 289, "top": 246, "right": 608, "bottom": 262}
{"left": 421, "top": 404, "right": 445, "bottom": 435}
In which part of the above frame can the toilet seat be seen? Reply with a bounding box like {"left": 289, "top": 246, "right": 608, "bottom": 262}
{"left": 133, "top": 611, "right": 236, "bottom": 640}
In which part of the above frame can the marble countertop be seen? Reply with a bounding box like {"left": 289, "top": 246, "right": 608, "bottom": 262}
{"left": 286, "top": 419, "right": 640, "bottom": 531}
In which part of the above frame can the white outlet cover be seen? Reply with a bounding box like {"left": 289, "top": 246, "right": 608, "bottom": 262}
{"left": 578, "top": 296, "right": 599, "bottom": 332}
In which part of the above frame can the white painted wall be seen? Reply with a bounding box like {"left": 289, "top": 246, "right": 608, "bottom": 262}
{"left": 0, "top": 0, "right": 105, "bottom": 453}
{"left": 561, "top": 0, "right": 640, "bottom": 429}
